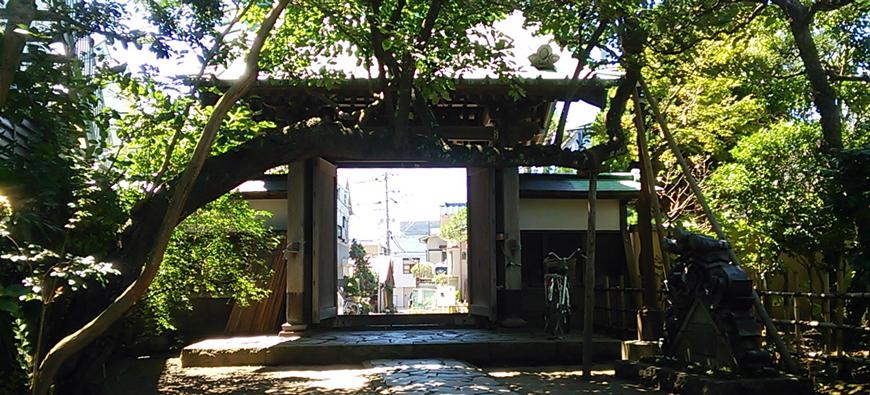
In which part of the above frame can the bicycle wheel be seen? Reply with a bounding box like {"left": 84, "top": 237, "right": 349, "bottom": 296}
{"left": 544, "top": 302, "right": 568, "bottom": 336}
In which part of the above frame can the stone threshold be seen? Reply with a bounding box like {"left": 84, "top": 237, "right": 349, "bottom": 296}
{"left": 181, "top": 329, "right": 622, "bottom": 368}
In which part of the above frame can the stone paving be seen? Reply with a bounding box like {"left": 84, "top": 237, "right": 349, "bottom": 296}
{"left": 181, "top": 328, "right": 623, "bottom": 367}
{"left": 369, "top": 359, "right": 517, "bottom": 395}
{"left": 106, "top": 356, "right": 666, "bottom": 394}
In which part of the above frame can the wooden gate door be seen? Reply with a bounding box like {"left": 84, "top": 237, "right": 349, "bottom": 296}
{"left": 311, "top": 157, "right": 338, "bottom": 322}
{"left": 467, "top": 167, "right": 497, "bottom": 320}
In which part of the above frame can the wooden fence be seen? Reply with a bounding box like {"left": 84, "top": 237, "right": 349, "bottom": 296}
{"left": 590, "top": 273, "right": 870, "bottom": 365}
{"left": 756, "top": 289, "right": 870, "bottom": 364}
{"left": 592, "top": 275, "right": 656, "bottom": 339}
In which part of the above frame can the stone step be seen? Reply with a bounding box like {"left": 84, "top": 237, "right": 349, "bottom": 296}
{"left": 181, "top": 329, "right": 622, "bottom": 368}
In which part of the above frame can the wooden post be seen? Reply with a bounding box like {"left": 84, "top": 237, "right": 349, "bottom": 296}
{"left": 834, "top": 268, "right": 845, "bottom": 355}
{"left": 793, "top": 272, "right": 802, "bottom": 350}
{"left": 631, "top": 89, "right": 672, "bottom": 273}
{"left": 583, "top": 170, "right": 598, "bottom": 379}
{"left": 618, "top": 276, "right": 627, "bottom": 336}
{"left": 784, "top": 272, "right": 792, "bottom": 342}
{"left": 638, "top": 76, "right": 798, "bottom": 374}
{"left": 632, "top": 89, "right": 664, "bottom": 341}
{"left": 605, "top": 276, "right": 613, "bottom": 332}
{"left": 822, "top": 273, "right": 832, "bottom": 353}
{"left": 281, "top": 161, "right": 308, "bottom": 334}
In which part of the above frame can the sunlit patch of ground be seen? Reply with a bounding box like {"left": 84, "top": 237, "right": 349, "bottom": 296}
{"left": 106, "top": 357, "right": 388, "bottom": 394}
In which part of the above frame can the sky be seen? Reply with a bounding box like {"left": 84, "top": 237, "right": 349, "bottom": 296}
{"left": 338, "top": 168, "right": 468, "bottom": 242}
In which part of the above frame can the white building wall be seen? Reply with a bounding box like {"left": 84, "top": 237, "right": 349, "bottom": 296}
{"left": 246, "top": 199, "right": 287, "bottom": 230}
{"left": 518, "top": 198, "right": 621, "bottom": 231}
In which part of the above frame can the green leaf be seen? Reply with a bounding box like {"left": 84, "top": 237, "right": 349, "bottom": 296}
{"left": 0, "top": 298, "right": 19, "bottom": 314}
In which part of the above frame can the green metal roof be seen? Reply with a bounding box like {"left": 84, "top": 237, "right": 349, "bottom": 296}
{"left": 519, "top": 172, "right": 641, "bottom": 198}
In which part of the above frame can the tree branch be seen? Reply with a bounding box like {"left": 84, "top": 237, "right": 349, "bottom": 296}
{"left": 414, "top": 0, "right": 443, "bottom": 51}
{"left": 830, "top": 74, "right": 870, "bottom": 83}
{"left": 149, "top": 1, "right": 255, "bottom": 195}
{"left": 651, "top": 2, "right": 766, "bottom": 56}
{"left": 388, "top": 0, "right": 406, "bottom": 25}
{"left": 365, "top": 0, "right": 401, "bottom": 77}
{"left": 554, "top": 18, "right": 609, "bottom": 148}
{"left": 811, "top": 0, "right": 855, "bottom": 14}
{"left": 393, "top": 0, "right": 444, "bottom": 148}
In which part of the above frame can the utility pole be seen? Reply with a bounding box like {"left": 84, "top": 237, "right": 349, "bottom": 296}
{"left": 384, "top": 172, "right": 391, "bottom": 255}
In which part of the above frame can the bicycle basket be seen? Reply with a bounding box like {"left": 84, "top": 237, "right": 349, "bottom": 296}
{"left": 544, "top": 259, "right": 569, "bottom": 275}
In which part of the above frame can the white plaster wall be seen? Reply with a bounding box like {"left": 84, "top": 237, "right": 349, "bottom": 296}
{"left": 246, "top": 199, "right": 287, "bottom": 230}
{"left": 518, "top": 198, "right": 621, "bottom": 231}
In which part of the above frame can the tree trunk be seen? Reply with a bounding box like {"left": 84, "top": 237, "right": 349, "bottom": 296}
{"left": 0, "top": 0, "right": 36, "bottom": 107}
{"left": 771, "top": 0, "right": 842, "bottom": 151}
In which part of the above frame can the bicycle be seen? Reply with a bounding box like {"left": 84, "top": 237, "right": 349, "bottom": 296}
{"left": 543, "top": 248, "right": 583, "bottom": 336}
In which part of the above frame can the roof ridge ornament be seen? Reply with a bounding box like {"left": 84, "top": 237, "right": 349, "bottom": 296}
{"left": 529, "top": 44, "right": 560, "bottom": 72}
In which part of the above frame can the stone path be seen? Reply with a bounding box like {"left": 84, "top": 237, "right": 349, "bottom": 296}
{"left": 369, "top": 359, "right": 516, "bottom": 395}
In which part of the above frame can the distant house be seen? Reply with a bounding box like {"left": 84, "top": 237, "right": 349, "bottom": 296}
{"left": 419, "top": 233, "right": 467, "bottom": 300}
{"left": 336, "top": 183, "right": 352, "bottom": 287}
{"left": 368, "top": 256, "right": 417, "bottom": 310}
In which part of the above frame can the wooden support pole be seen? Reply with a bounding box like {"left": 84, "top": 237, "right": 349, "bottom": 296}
{"left": 823, "top": 273, "right": 832, "bottom": 352}
{"left": 792, "top": 272, "right": 802, "bottom": 350}
{"left": 631, "top": 88, "right": 672, "bottom": 273}
{"left": 638, "top": 76, "right": 799, "bottom": 374}
{"left": 605, "top": 276, "right": 613, "bottom": 331}
{"left": 834, "top": 268, "right": 845, "bottom": 355}
{"left": 619, "top": 276, "right": 627, "bottom": 335}
{"left": 631, "top": 88, "right": 665, "bottom": 341}
{"left": 583, "top": 170, "right": 598, "bottom": 379}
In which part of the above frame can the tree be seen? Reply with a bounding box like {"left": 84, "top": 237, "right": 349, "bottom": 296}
{"left": 440, "top": 208, "right": 468, "bottom": 243}
{"left": 344, "top": 240, "right": 378, "bottom": 314}
{"left": 706, "top": 122, "right": 850, "bottom": 276}
{"left": 133, "top": 195, "right": 279, "bottom": 335}
{"left": 17, "top": 1, "right": 294, "bottom": 393}
{"left": 410, "top": 262, "right": 434, "bottom": 280}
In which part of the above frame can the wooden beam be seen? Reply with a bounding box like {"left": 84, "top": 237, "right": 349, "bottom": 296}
{"left": 196, "top": 77, "right": 614, "bottom": 108}
{"left": 0, "top": 8, "right": 59, "bottom": 21}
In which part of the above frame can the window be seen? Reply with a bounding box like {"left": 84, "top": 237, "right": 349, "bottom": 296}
{"left": 441, "top": 251, "right": 447, "bottom": 262}
{"left": 403, "top": 257, "right": 420, "bottom": 274}
{"left": 461, "top": 251, "right": 467, "bottom": 261}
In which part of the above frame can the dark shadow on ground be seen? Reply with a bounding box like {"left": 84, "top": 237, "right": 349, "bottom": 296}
{"left": 485, "top": 365, "right": 666, "bottom": 395}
